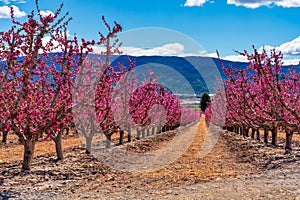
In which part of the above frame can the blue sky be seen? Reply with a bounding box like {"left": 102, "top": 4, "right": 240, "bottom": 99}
{"left": 1, "top": 0, "right": 300, "bottom": 64}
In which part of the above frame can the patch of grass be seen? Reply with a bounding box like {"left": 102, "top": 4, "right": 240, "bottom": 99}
{"left": 190, "top": 107, "right": 202, "bottom": 111}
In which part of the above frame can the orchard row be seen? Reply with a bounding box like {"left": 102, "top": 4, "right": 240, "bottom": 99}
{"left": 205, "top": 48, "right": 300, "bottom": 153}
{"left": 0, "top": 2, "right": 199, "bottom": 171}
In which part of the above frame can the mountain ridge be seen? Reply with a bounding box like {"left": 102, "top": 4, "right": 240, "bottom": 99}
{"left": 110, "top": 55, "right": 299, "bottom": 95}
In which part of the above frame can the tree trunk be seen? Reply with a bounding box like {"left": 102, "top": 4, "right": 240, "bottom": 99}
{"left": 85, "top": 135, "right": 93, "bottom": 154}
{"left": 106, "top": 134, "right": 111, "bottom": 149}
{"left": 65, "top": 127, "right": 69, "bottom": 136}
{"left": 127, "top": 129, "right": 131, "bottom": 142}
{"left": 141, "top": 128, "right": 145, "bottom": 138}
{"left": 157, "top": 125, "right": 162, "bottom": 134}
{"left": 245, "top": 128, "right": 249, "bottom": 137}
{"left": 136, "top": 128, "right": 140, "bottom": 139}
{"left": 22, "top": 139, "right": 35, "bottom": 171}
{"left": 119, "top": 130, "right": 124, "bottom": 145}
{"left": 251, "top": 128, "right": 255, "bottom": 139}
{"left": 152, "top": 127, "right": 155, "bottom": 135}
{"left": 236, "top": 126, "right": 240, "bottom": 135}
{"left": 51, "top": 128, "right": 64, "bottom": 160}
{"left": 263, "top": 128, "right": 268, "bottom": 143}
{"left": 285, "top": 130, "right": 293, "bottom": 153}
{"left": 256, "top": 129, "right": 260, "bottom": 141}
{"left": 162, "top": 125, "right": 166, "bottom": 133}
{"left": 2, "top": 131, "right": 8, "bottom": 144}
{"left": 240, "top": 126, "right": 244, "bottom": 136}
{"left": 54, "top": 132, "right": 64, "bottom": 160}
{"left": 271, "top": 126, "right": 278, "bottom": 146}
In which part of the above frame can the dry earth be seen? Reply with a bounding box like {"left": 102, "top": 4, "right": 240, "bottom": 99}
{"left": 1, "top": 116, "right": 300, "bottom": 200}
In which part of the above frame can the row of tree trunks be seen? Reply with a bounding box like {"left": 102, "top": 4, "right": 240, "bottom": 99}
{"left": 232, "top": 125, "right": 249, "bottom": 137}
{"left": 116, "top": 123, "right": 181, "bottom": 147}
{"left": 15, "top": 128, "right": 66, "bottom": 170}
{"left": 3, "top": 128, "right": 62, "bottom": 170}
{"left": 227, "top": 125, "right": 293, "bottom": 153}
{"left": 9, "top": 121, "right": 190, "bottom": 171}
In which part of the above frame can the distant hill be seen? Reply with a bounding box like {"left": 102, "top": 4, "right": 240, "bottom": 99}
{"left": 110, "top": 55, "right": 300, "bottom": 95}
{"left": 1, "top": 54, "right": 298, "bottom": 96}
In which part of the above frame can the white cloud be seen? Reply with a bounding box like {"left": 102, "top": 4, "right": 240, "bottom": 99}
{"left": 258, "top": 37, "right": 300, "bottom": 65}
{"left": 227, "top": 0, "right": 273, "bottom": 8}
{"left": 0, "top": 0, "right": 26, "bottom": 4}
{"left": 258, "top": 36, "right": 300, "bottom": 56}
{"left": 204, "top": 51, "right": 250, "bottom": 63}
{"left": 39, "top": 10, "right": 54, "bottom": 17}
{"left": 109, "top": 43, "right": 183, "bottom": 56}
{"left": 12, "top": 0, "right": 25, "bottom": 3}
{"left": 39, "top": 31, "right": 72, "bottom": 53}
{"left": 205, "top": 52, "right": 252, "bottom": 63}
{"left": 208, "top": 52, "right": 300, "bottom": 65}
{"left": 184, "top": 0, "right": 300, "bottom": 8}
{"left": 222, "top": 54, "right": 249, "bottom": 62}
{"left": 0, "top": 0, "right": 9, "bottom": 4}
{"left": 0, "top": 5, "right": 26, "bottom": 18}
{"left": 281, "top": 59, "right": 300, "bottom": 65}
{"left": 184, "top": 0, "right": 208, "bottom": 7}
{"left": 206, "top": 52, "right": 218, "bottom": 58}
{"left": 93, "top": 43, "right": 203, "bottom": 57}
{"left": 93, "top": 43, "right": 210, "bottom": 57}
{"left": 227, "top": 0, "right": 300, "bottom": 8}
{"left": 276, "top": 36, "right": 300, "bottom": 55}
{"left": 275, "top": 0, "right": 300, "bottom": 7}
{"left": 92, "top": 40, "right": 300, "bottom": 65}
{"left": 210, "top": 36, "right": 300, "bottom": 65}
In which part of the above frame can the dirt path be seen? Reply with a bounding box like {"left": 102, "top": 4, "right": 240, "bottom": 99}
{"left": 1, "top": 116, "right": 300, "bottom": 199}
{"left": 70, "top": 167, "right": 300, "bottom": 200}
{"left": 137, "top": 117, "right": 253, "bottom": 183}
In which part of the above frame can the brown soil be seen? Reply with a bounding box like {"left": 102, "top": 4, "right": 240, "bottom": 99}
{"left": 0, "top": 116, "right": 300, "bottom": 199}
{"left": 0, "top": 134, "right": 82, "bottom": 164}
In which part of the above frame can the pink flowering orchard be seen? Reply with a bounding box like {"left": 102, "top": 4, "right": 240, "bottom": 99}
{"left": 0, "top": 2, "right": 91, "bottom": 170}
{"left": 72, "top": 17, "right": 125, "bottom": 152}
{"left": 206, "top": 47, "right": 299, "bottom": 152}
{"left": 3, "top": 0, "right": 296, "bottom": 175}
{"left": 93, "top": 18, "right": 131, "bottom": 148}
{"left": 128, "top": 75, "right": 199, "bottom": 136}
{"left": 112, "top": 68, "right": 200, "bottom": 143}
{"left": 0, "top": 0, "right": 198, "bottom": 171}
